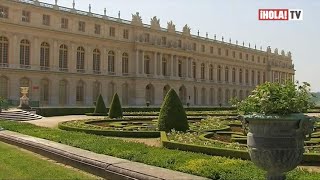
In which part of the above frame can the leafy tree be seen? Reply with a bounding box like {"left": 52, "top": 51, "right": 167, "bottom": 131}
{"left": 0, "top": 97, "right": 9, "bottom": 113}
{"left": 158, "top": 89, "right": 189, "bottom": 132}
{"left": 93, "top": 94, "right": 107, "bottom": 114}
{"left": 108, "top": 93, "right": 123, "bottom": 118}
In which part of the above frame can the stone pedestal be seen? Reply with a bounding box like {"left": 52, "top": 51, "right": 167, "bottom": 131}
{"left": 18, "top": 87, "right": 31, "bottom": 110}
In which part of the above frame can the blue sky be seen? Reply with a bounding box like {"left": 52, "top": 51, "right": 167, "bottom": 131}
{"left": 41, "top": 0, "right": 320, "bottom": 91}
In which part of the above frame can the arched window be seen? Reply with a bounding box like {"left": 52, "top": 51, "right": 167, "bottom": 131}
{"left": 178, "top": 60, "right": 183, "bottom": 77}
{"left": 59, "top": 44, "right": 68, "bottom": 71}
{"left": 251, "top": 70, "right": 255, "bottom": 85}
{"left": 93, "top": 49, "right": 101, "bottom": 74}
{"left": 201, "top": 63, "right": 205, "bottom": 80}
{"left": 162, "top": 57, "right": 167, "bottom": 76}
{"left": 192, "top": 62, "right": 196, "bottom": 79}
{"left": 108, "top": 51, "right": 115, "bottom": 74}
{"left": 201, "top": 87, "right": 206, "bottom": 105}
{"left": 108, "top": 82, "right": 115, "bottom": 104}
{"left": 257, "top": 71, "right": 261, "bottom": 84}
{"left": 0, "top": 36, "right": 9, "bottom": 67}
{"left": 232, "top": 89, "right": 237, "bottom": 98}
{"left": 193, "top": 86, "right": 198, "bottom": 105}
{"left": 217, "top": 65, "right": 222, "bottom": 82}
{"left": 163, "top": 85, "right": 170, "bottom": 99}
{"left": 144, "top": 55, "right": 150, "bottom": 74}
{"left": 76, "top": 80, "right": 85, "bottom": 104}
{"left": 232, "top": 68, "right": 236, "bottom": 83}
{"left": 218, "top": 88, "right": 222, "bottom": 104}
{"left": 239, "top": 68, "right": 243, "bottom": 84}
{"left": 263, "top": 72, "right": 266, "bottom": 83}
{"left": 0, "top": 76, "right": 8, "bottom": 99}
{"left": 245, "top": 69, "right": 249, "bottom": 84}
{"left": 122, "top": 83, "right": 129, "bottom": 106}
{"left": 209, "top": 88, "right": 215, "bottom": 105}
{"left": 145, "top": 84, "right": 155, "bottom": 105}
{"left": 225, "top": 66, "right": 229, "bottom": 82}
{"left": 122, "top": 53, "right": 129, "bottom": 74}
{"left": 225, "top": 89, "right": 230, "bottom": 105}
{"left": 92, "top": 81, "right": 101, "bottom": 102}
{"left": 179, "top": 85, "right": 187, "bottom": 104}
{"left": 40, "top": 79, "right": 49, "bottom": 105}
{"left": 20, "top": 39, "right": 30, "bottom": 68}
{"left": 59, "top": 80, "right": 67, "bottom": 105}
{"left": 209, "top": 64, "right": 213, "bottom": 81}
{"left": 40, "top": 42, "right": 50, "bottom": 70}
{"left": 76, "top": 47, "right": 85, "bottom": 73}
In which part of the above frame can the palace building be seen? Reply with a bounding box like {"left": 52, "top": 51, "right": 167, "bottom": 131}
{"left": 0, "top": 0, "right": 295, "bottom": 107}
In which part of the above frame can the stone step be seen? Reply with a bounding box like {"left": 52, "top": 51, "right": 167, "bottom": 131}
{"left": 0, "top": 110, "right": 42, "bottom": 121}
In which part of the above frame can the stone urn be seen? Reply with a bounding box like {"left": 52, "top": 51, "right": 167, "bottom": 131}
{"left": 18, "top": 87, "right": 31, "bottom": 110}
{"left": 244, "top": 114, "right": 314, "bottom": 180}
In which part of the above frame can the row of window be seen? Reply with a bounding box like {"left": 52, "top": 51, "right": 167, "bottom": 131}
{"left": 0, "top": 36, "right": 129, "bottom": 74}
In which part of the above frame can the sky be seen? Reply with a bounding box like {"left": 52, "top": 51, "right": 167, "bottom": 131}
{"left": 40, "top": 0, "right": 320, "bottom": 92}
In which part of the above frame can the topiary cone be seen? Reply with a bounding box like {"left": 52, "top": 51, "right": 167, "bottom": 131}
{"left": 108, "top": 93, "right": 123, "bottom": 118}
{"left": 158, "top": 89, "right": 189, "bottom": 132}
{"left": 94, "top": 94, "right": 107, "bottom": 114}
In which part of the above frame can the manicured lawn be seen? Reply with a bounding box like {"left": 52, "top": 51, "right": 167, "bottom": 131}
{"left": 0, "top": 120, "right": 319, "bottom": 180}
{"left": 0, "top": 141, "right": 97, "bottom": 180}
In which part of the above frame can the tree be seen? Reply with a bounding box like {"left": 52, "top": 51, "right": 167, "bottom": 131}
{"left": 108, "top": 93, "right": 123, "bottom": 118}
{"left": 158, "top": 89, "right": 189, "bottom": 132}
{"left": 93, "top": 94, "right": 107, "bottom": 115}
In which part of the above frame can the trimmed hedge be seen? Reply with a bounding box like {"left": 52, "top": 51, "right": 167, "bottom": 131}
{"left": 108, "top": 93, "right": 123, "bottom": 118}
{"left": 58, "top": 121, "right": 160, "bottom": 138}
{"left": 93, "top": 94, "right": 108, "bottom": 115}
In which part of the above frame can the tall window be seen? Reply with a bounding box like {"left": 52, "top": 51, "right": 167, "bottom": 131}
{"left": 210, "top": 47, "right": 214, "bottom": 54}
{"left": 109, "top": 27, "right": 115, "bottom": 37}
{"left": 162, "top": 57, "right": 167, "bottom": 76}
{"left": 201, "top": 45, "right": 205, "bottom": 52}
{"left": 92, "top": 81, "right": 101, "bottom": 102}
{"left": 93, "top": 49, "right": 101, "bottom": 74}
{"left": 192, "top": 62, "right": 196, "bottom": 79}
{"left": 78, "top": 21, "right": 85, "bottom": 32}
{"left": 201, "top": 63, "right": 205, "bottom": 79}
{"left": 144, "top": 55, "right": 150, "bottom": 74}
{"left": 108, "top": 51, "right": 115, "bottom": 74}
{"left": 123, "top": 29, "right": 129, "bottom": 39}
{"left": 20, "top": 39, "right": 30, "bottom": 68}
{"left": 76, "top": 81, "right": 84, "bottom": 104}
{"left": 22, "top": 10, "right": 30, "bottom": 22}
{"left": 251, "top": 55, "right": 255, "bottom": 62}
{"left": 178, "top": 60, "right": 182, "bottom": 77}
{"left": 245, "top": 69, "right": 249, "bottom": 84}
{"left": 217, "top": 65, "right": 221, "bottom": 82}
{"left": 225, "top": 49, "right": 229, "bottom": 56}
{"left": 94, "top": 24, "right": 101, "bottom": 34}
{"left": 257, "top": 71, "right": 261, "bottom": 84}
{"left": 193, "top": 43, "right": 197, "bottom": 51}
{"left": 225, "top": 66, "right": 229, "bottom": 82}
{"left": 0, "top": 76, "right": 8, "bottom": 99}
{"left": 246, "top": 54, "right": 249, "bottom": 60}
{"left": 61, "top": 18, "right": 68, "bottom": 29}
{"left": 251, "top": 70, "right": 255, "bottom": 85}
{"left": 0, "top": 36, "right": 9, "bottom": 66}
{"left": 59, "top": 44, "right": 68, "bottom": 71}
{"left": 76, "top": 47, "right": 85, "bottom": 73}
{"left": 42, "top": 14, "right": 50, "bottom": 26}
{"left": 0, "top": 6, "right": 9, "bottom": 18}
{"left": 232, "top": 51, "right": 236, "bottom": 58}
{"left": 239, "top": 69, "right": 243, "bottom": 84}
{"left": 209, "top": 64, "right": 213, "bottom": 81}
{"left": 40, "top": 42, "right": 50, "bottom": 70}
{"left": 225, "top": 89, "right": 230, "bottom": 105}
{"left": 232, "top": 68, "right": 236, "bottom": 83}
{"left": 122, "top": 53, "right": 129, "bottom": 74}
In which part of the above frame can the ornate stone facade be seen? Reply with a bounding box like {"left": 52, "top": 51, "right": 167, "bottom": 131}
{"left": 0, "top": 0, "right": 295, "bottom": 107}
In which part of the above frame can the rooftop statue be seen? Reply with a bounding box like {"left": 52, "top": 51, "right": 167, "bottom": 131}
{"left": 150, "top": 16, "right": 160, "bottom": 30}
{"left": 167, "top": 21, "right": 176, "bottom": 32}
{"left": 274, "top": 48, "right": 278, "bottom": 54}
{"left": 267, "top": 46, "right": 272, "bottom": 53}
{"left": 182, "top": 24, "right": 191, "bottom": 36}
{"left": 281, "top": 50, "right": 285, "bottom": 56}
{"left": 131, "top": 12, "right": 142, "bottom": 26}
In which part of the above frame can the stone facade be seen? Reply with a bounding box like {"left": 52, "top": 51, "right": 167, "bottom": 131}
{"left": 0, "top": 0, "right": 295, "bottom": 107}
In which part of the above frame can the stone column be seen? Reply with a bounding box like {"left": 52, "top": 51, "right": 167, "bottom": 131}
{"left": 52, "top": 40, "right": 58, "bottom": 70}
{"left": 135, "top": 49, "right": 139, "bottom": 76}
{"left": 159, "top": 53, "right": 163, "bottom": 77}
{"left": 32, "top": 37, "right": 39, "bottom": 68}
{"left": 153, "top": 52, "right": 157, "bottom": 77}
{"left": 141, "top": 50, "right": 145, "bottom": 75}
{"left": 85, "top": 80, "right": 93, "bottom": 106}
{"left": 11, "top": 34, "right": 18, "bottom": 66}
{"left": 170, "top": 54, "right": 174, "bottom": 77}
{"left": 116, "top": 50, "right": 122, "bottom": 76}
{"left": 185, "top": 57, "right": 189, "bottom": 78}
{"left": 86, "top": 46, "right": 92, "bottom": 74}
{"left": 50, "top": 79, "right": 59, "bottom": 106}
{"left": 70, "top": 43, "right": 76, "bottom": 73}
{"left": 68, "top": 78, "right": 76, "bottom": 106}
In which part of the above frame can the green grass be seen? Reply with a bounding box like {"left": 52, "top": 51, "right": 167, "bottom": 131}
{"left": 0, "top": 141, "right": 96, "bottom": 180}
{"left": 0, "top": 120, "right": 320, "bottom": 180}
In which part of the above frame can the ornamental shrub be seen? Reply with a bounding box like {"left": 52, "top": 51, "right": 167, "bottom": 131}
{"left": 108, "top": 93, "right": 123, "bottom": 118}
{"left": 93, "top": 94, "right": 107, "bottom": 114}
{"left": 158, "top": 89, "right": 189, "bottom": 132}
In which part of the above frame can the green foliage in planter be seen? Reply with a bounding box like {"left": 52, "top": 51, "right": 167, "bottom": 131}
{"left": 158, "top": 89, "right": 189, "bottom": 132}
{"left": 93, "top": 94, "right": 107, "bottom": 115}
{"left": 0, "top": 97, "right": 9, "bottom": 112}
{"left": 108, "top": 93, "right": 123, "bottom": 118}
{"left": 233, "top": 81, "right": 315, "bottom": 115}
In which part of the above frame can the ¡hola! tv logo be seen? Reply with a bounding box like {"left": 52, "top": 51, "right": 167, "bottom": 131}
{"left": 258, "top": 9, "right": 303, "bottom": 21}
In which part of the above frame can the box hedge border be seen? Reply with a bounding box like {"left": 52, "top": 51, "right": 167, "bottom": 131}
{"left": 161, "top": 132, "right": 320, "bottom": 163}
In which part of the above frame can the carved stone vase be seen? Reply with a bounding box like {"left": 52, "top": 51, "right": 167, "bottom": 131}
{"left": 18, "top": 87, "right": 31, "bottom": 110}
{"left": 244, "top": 114, "right": 314, "bottom": 180}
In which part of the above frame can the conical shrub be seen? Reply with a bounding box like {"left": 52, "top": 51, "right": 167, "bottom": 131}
{"left": 94, "top": 94, "right": 107, "bottom": 114}
{"left": 108, "top": 93, "right": 123, "bottom": 118}
{"left": 158, "top": 89, "right": 189, "bottom": 132}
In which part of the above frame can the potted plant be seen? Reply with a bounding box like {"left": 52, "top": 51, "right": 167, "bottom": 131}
{"left": 233, "top": 81, "right": 316, "bottom": 180}
{"left": 0, "top": 97, "right": 9, "bottom": 114}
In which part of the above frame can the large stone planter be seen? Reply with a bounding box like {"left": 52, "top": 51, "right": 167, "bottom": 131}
{"left": 244, "top": 114, "right": 314, "bottom": 180}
